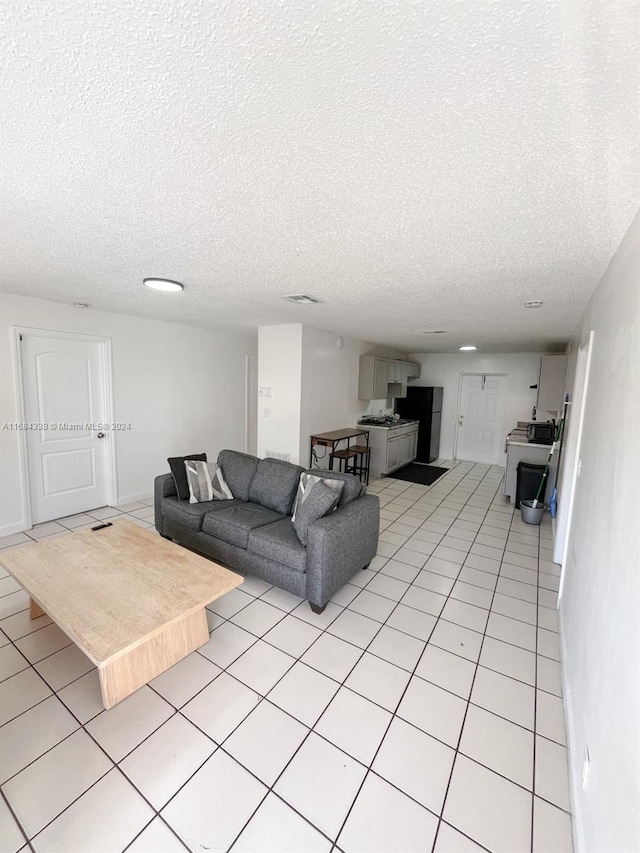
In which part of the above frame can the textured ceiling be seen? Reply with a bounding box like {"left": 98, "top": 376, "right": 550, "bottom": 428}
{"left": 1, "top": 0, "right": 638, "bottom": 352}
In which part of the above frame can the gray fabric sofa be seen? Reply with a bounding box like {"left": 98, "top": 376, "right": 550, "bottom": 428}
{"left": 154, "top": 449, "right": 380, "bottom": 613}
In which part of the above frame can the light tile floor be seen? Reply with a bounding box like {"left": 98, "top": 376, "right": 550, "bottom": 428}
{"left": 0, "top": 462, "right": 574, "bottom": 853}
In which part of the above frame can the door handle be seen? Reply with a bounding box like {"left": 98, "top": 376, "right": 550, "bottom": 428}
{"left": 97, "top": 432, "right": 105, "bottom": 439}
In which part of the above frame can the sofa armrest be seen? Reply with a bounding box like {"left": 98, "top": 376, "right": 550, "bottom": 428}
{"left": 305, "top": 494, "right": 379, "bottom": 608}
{"left": 154, "top": 473, "right": 177, "bottom": 535}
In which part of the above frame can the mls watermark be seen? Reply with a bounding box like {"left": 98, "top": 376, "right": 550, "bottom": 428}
{"left": 2, "top": 422, "right": 133, "bottom": 431}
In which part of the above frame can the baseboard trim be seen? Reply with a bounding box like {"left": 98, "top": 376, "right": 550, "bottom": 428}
{"left": 0, "top": 520, "right": 29, "bottom": 538}
{"left": 116, "top": 492, "right": 153, "bottom": 507}
{"left": 558, "top": 600, "right": 584, "bottom": 853}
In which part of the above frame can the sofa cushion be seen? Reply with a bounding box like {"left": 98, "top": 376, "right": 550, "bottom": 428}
{"left": 303, "top": 469, "right": 363, "bottom": 506}
{"left": 248, "top": 458, "right": 304, "bottom": 515}
{"left": 167, "top": 453, "right": 207, "bottom": 501}
{"left": 202, "top": 502, "right": 286, "bottom": 548}
{"left": 217, "top": 450, "right": 260, "bottom": 502}
{"left": 162, "top": 495, "right": 229, "bottom": 531}
{"left": 247, "top": 519, "right": 307, "bottom": 573}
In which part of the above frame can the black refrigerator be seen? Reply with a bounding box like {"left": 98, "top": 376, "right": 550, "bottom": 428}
{"left": 394, "top": 387, "right": 443, "bottom": 463}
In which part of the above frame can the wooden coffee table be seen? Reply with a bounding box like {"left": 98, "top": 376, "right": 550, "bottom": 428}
{"left": 0, "top": 519, "right": 243, "bottom": 708}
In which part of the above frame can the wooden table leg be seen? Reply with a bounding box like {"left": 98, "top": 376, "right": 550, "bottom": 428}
{"left": 30, "top": 598, "right": 45, "bottom": 619}
{"left": 98, "top": 607, "right": 209, "bottom": 709}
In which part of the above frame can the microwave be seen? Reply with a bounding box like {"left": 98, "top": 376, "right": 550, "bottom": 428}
{"left": 527, "top": 422, "right": 555, "bottom": 444}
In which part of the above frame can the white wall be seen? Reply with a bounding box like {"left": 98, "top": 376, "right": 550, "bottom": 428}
{"left": 257, "top": 325, "right": 303, "bottom": 463}
{"left": 257, "top": 323, "right": 407, "bottom": 466}
{"left": 407, "top": 352, "right": 558, "bottom": 462}
{"left": 559, "top": 212, "right": 639, "bottom": 853}
{"left": 0, "top": 293, "right": 257, "bottom": 534}
{"left": 299, "top": 326, "right": 407, "bottom": 465}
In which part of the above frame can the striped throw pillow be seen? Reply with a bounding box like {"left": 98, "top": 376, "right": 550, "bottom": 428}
{"left": 185, "top": 461, "right": 233, "bottom": 504}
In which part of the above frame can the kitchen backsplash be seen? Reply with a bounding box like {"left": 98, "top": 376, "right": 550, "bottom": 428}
{"left": 365, "top": 398, "right": 394, "bottom": 416}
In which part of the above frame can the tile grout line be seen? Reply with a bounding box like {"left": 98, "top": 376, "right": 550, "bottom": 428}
{"left": 323, "top": 464, "right": 507, "bottom": 851}
{"left": 429, "top": 468, "right": 515, "bottom": 852}
{"left": 0, "top": 466, "right": 568, "bottom": 852}
{"left": 224, "top": 462, "right": 504, "bottom": 852}
{"left": 531, "top": 511, "right": 542, "bottom": 853}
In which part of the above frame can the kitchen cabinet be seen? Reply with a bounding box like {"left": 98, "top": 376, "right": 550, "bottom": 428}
{"left": 504, "top": 428, "right": 554, "bottom": 504}
{"left": 388, "top": 432, "right": 412, "bottom": 470}
{"left": 389, "top": 360, "right": 407, "bottom": 383}
{"left": 367, "top": 422, "right": 419, "bottom": 477}
{"left": 358, "top": 357, "right": 421, "bottom": 399}
{"left": 388, "top": 361, "right": 408, "bottom": 398}
{"left": 358, "top": 356, "right": 390, "bottom": 400}
{"left": 537, "top": 354, "right": 567, "bottom": 413}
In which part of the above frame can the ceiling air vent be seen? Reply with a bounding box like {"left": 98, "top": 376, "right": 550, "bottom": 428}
{"left": 283, "top": 294, "right": 322, "bottom": 305}
{"left": 422, "top": 330, "right": 447, "bottom": 334}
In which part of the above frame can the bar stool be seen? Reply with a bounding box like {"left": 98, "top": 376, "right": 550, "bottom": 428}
{"left": 347, "top": 444, "right": 371, "bottom": 485}
{"left": 333, "top": 448, "right": 358, "bottom": 474}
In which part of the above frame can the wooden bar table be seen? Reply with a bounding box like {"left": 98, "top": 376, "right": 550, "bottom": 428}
{"left": 309, "top": 427, "right": 370, "bottom": 479}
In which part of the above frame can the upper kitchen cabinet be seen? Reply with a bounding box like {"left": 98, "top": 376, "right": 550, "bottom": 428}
{"left": 537, "top": 354, "right": 568, "bottom": 412}
{"left": 358, "top": 355, "right": 390, "bottom": 399}
{"left": 358, "top": 357, "right": 421, "bottom": 399}
{"left": 389, "top": 360, "right": 407, "bottom": 383}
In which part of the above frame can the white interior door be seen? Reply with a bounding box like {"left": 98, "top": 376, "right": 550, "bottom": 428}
{"left": 245, "top": 354, "right": 258, "bottom": 456}
{"left": 456, "top": 374, "right": 508, "bottom": 464}
{"left": 21, "top": 332, "right": 112, "bottom": 523}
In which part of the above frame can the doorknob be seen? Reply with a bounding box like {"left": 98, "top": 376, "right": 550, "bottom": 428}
{"left": 97, "top": 432, "right": 105, "bottom": 439}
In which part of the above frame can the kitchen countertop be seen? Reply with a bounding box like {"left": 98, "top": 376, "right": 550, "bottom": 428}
{"left": 357, "top": 419, "right": 418, "bottom": 430}
{"left": 507, "top": 427, "right": 553, "bottom": 450}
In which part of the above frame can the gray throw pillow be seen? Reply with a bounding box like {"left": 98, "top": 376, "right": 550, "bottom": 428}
{"left": 291, "top": 472, "right": 345, "bottom": 522}
{"left": 292, "top": 479, "right": 341, "bottom": 546}
{"left": 185, "top": 461, "right": 233, "bottom": 504}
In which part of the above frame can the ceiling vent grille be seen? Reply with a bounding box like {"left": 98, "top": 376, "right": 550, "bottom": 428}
{"left": 422, "top": 330, "right": 448, "bottom": 334}
{"left": 283, "top": 294, "right": 322, "bottom": 305}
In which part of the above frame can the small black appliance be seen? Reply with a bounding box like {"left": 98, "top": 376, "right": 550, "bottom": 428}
{"left": 526, "top": 421, "right": 555, "bottom": 444}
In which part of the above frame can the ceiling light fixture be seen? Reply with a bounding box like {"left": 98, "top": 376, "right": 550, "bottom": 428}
{"left": 459, "top": 345, "right": 477, "bottom": 351}
{"left": 525, "top": 300, "right": 544, "bottom": 308}
{"left": 143, "top": 278, "right": 184, "bottom": 292}
{"left": 283, "top": 294, "right": 322, "bottom": 304}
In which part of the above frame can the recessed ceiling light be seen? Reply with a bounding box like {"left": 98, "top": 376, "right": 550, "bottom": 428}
{"left": 422, "top": 330, "right": 448, "bottom": 334}
{"left": 525, "top": 300, "right": 544, "bottom": 308}
{"left": 283, "top": 294, "right": 322, "bottom": 304}
{"left": 143, "top": 278, "right": 184, "bottom": 292}
{"left": 459, "top": 345, "right": 477, "bottom": 351}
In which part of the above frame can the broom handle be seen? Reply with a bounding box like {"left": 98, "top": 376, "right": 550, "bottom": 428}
{"left": 531, "top": 445, "right": 554, "bottom": 508}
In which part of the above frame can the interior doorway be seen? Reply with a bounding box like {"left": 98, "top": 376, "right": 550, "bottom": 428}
{"left": 245, "top": 354, "right": 258, "bottom": 456}
{"left": 554, "top": 333, "right": 594, "bottom": 574}
{"left": 16, "top": 329, "right": 116, "bottom": 525}
{"left": 455, "top": 374, "right": 508, "bottom": 465}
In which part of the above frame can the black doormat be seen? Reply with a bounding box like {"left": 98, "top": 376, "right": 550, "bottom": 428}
{"left": 390, "top": 463, "right": 449, "bottom": 486}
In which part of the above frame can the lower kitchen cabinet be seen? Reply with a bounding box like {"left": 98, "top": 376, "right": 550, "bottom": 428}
{"left": 504, "top": 436, "right": 554, "bottom": 505}
{"left": 368, "top": 423, "right": 419, "bottom": 478}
